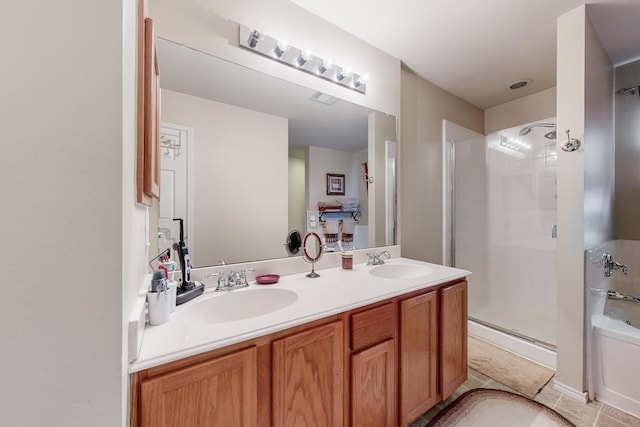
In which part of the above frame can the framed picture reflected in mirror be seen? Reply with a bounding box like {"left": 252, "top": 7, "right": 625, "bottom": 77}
{"left": 326, "top": 173, "right": 345, "bottom": 196}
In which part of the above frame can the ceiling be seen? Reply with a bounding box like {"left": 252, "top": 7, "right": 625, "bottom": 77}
{"left": 290, "top": 0, "right": 640, "bottom": 109}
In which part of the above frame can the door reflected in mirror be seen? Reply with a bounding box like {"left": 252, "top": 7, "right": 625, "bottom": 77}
{"left": 156, "top": 38, "right": 397, "bottom": 267}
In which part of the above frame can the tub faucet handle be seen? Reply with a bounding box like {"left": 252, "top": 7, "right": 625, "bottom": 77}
{"left": 616, "top": 262, "right": 628, "bottom": 275}
{"left": 602, "top": 253, "right": 628, "bottom": 277}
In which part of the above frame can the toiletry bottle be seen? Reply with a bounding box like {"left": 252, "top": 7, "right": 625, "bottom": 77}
{"left": 148, "top": 270, "right": 170, "bottom": 325}
{"left": 342, "top": 251, "right": 353, "bottom": 270}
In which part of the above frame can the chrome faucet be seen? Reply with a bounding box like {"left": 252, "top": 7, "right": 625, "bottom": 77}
{"left": 367, "top": 251, "right": 391, "bottom": 266}
{"left": 206, "top": 268, "right": 254, "bottom": 291}
{"left": 601, "top": 253, "right": 627, "bottom": 277}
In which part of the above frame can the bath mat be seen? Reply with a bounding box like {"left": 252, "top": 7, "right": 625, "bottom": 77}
{"left": 427, "top": 388, "right": 575, "bottom": 427}
{"left": 468, "top": 335, "right": 554, "bottom": 398}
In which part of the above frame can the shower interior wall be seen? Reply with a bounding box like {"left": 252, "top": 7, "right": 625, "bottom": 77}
{"left": 457, "top": 118, "right": 558, "bottom": 348}
{"left": 614, "top": 59, "right": 640, "bottom": 239}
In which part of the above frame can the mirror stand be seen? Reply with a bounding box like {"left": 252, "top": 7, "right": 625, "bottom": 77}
{"left": 306, "top": 262, "right": 320, "bottom": 278}
{"left": 302, "top": 232, "right": 324, "bottom": 278}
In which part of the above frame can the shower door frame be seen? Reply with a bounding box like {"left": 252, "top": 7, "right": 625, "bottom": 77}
{"left": 442, "top": 119, "right": 558, "bottom": 353}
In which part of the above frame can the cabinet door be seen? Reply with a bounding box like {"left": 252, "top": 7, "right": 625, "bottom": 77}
{"left": 440, "top": 280, "right": 468, "bottom": 399}
{"left": 399, "top": 291, "right": 439, "bottom": 426}
{"left": 140, "top": 346, "right": 257, "bottom": 427}
{"left": 351, "top": 339, "right": 396, "bottom": 427}
{"left": 272, "top": 321, "right": 344, "bottom": 427}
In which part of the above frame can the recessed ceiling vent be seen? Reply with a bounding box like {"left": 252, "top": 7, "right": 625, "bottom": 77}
{"left": 508, "top": 78, "right": 532, "bottom": 90}
{"left": 309, "top": 92, "right": 338, "bottom": 105}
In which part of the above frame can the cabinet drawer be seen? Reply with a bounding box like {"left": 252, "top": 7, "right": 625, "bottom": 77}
{"left": 350, "top": 302, "right": 395, "bottom": 351}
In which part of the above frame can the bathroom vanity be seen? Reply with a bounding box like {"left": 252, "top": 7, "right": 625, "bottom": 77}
{"left": 129, "top": 258, "right": 468, "bottom": 426}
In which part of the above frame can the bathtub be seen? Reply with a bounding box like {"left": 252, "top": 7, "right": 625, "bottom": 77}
{"left": 586, "top": 240, "right": 640, "bottom": 418}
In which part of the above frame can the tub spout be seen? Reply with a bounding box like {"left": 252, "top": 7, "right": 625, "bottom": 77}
{"left": 607, "top": 290, "right": 640, "bottom": 304}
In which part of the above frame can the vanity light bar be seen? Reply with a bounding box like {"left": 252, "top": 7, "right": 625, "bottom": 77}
{"left": 239, "top": 25, "right": 367, "bottom": 94}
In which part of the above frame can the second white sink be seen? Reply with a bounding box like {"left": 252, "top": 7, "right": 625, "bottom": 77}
{"left": 369, "top": 264, "right": 433, "bottom": 279}
{"left": 178, "top": 288, "right": 298, "bottom": 324}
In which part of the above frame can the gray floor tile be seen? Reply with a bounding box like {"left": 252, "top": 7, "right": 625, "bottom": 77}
{"left": 463, "top": 374, "right": 487, "bottom": 389}
{"left": 596, "top": 413, "right": 631, "bottom": 427}
{"left": 600, "top": 404, "right": 640, "bottom": 427}
{"left": 555, "top": 395, "right": 600, "bottom": 424}
{"left": 467, "top": 368, "right": 492, "bottom": 385}
{"left": 554, "top": 406, "right": 596, "bottom": 427}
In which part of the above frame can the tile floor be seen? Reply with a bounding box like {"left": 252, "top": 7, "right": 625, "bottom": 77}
{"left": 409, "top": 368, "right": 640, "bottom": 427}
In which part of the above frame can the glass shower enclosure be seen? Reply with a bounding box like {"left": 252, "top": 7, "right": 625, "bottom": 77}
{"left": 445, "top": 119, "right": 558, "bottom": 348}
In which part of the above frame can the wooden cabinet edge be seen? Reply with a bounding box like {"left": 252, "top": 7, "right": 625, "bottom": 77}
{"left": 136, "top": 3, "right": 160, "bottom": 205}
{"left": 440, "top": 280, "right": 468, "bottom": 400}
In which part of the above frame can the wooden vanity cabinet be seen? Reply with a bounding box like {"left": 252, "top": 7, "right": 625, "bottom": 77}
{"left": 398, "top": 279, "right": 468, "bottom": 426}
{"left": 132, "top": 279, "right": 468, "bottom": 427}
{"left": 399, "top": 290, "right": 439, "bottom": 426}
{"left": 272, "top": 320, "right": 344, "bottom": 427}
{"left": 440, "top": 280, "right": 468, "bottom": 400}
{"left": 138, "top": 346, "right": 257, "bottom": 427}
{"left": 349, "top": 302, "right": 397, "bottom": 427}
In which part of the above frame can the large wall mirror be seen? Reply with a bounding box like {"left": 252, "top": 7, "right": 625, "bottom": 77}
{"left": 156, "top": 38, "right": 397, "bottom": 267}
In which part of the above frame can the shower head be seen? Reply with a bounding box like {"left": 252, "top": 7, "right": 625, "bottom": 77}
{"left": 518, "top": 127, "right": 533, "bottom": 136}
{"left": 518, "top": 122, "right": 556, "bottom": 136}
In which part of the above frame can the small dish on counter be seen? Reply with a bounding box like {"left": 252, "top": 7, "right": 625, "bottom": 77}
{"left": 255, "top": 274, "right": 280, "bottom": 285}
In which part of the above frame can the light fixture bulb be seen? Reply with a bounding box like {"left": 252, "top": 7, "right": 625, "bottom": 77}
{"left": 296, "top": 50, "right": 311, "bottom": 67}
{"left": 337, "top": 67, "right": 351, "bottom": 82}
{"left": 248, "top": 30, "right": 263, "bottom": 48}
{"left": 354, "top": 75, "right": 368, "bottom": 87}
{"left": 317, "top": 59, "right": 332, "bottom": 75}
{"left": 273, "top": 40, "right": 288, "bottom": 58}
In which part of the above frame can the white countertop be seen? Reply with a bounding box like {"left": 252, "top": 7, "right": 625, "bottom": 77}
{"left": 129, "top": 257, "right": 469, "bottom": 372}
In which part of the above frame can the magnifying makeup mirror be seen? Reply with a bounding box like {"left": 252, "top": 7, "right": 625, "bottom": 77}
{"left": 302, "top": 232, "right": 324, "bottom": 278}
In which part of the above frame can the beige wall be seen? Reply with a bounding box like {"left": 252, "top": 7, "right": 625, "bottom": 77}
{"left": 555, "top": 5, "right": 614, "bottom": 396}
{"left": 400, "top": 66, "right": 484, "bottom": 264}
{"left": 162, "top": 89, "right": 289, "bottom": 266}
{"left": 2, "top": 1, "right": 142, "bottom": 425}
{"left": 149, "top": 0, "right": 401, "bottom": 117}
{"left": 613, "top": 60, "right": 640, "bottom": 239}
{"left": 485, "top": 87, "right": 556, "bottom": 134}
{"left": 307, "top": 145, "right": 361, "bottom": 209}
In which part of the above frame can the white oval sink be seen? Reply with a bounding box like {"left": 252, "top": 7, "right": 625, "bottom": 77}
{"left": 178, "top": 288, "right": 298, "bottom": 324}
{"left": 369, "top": 264, "right": 433, "bottom": 279}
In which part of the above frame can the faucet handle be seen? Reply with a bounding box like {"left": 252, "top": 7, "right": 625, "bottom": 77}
{"left": 366, "top": 252, "right": 375, "bottom": 265}
{"left": 613, "top": 261, "right": 628, "bottom": 275}
{"left": 239, "top": 268, "right": 255, "bottom": 285}
{"left": 206, "top": 271, "right": 225, "bottom": 282}
{"left": 205, "top": 272, "right": 226, "bottom": 291}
